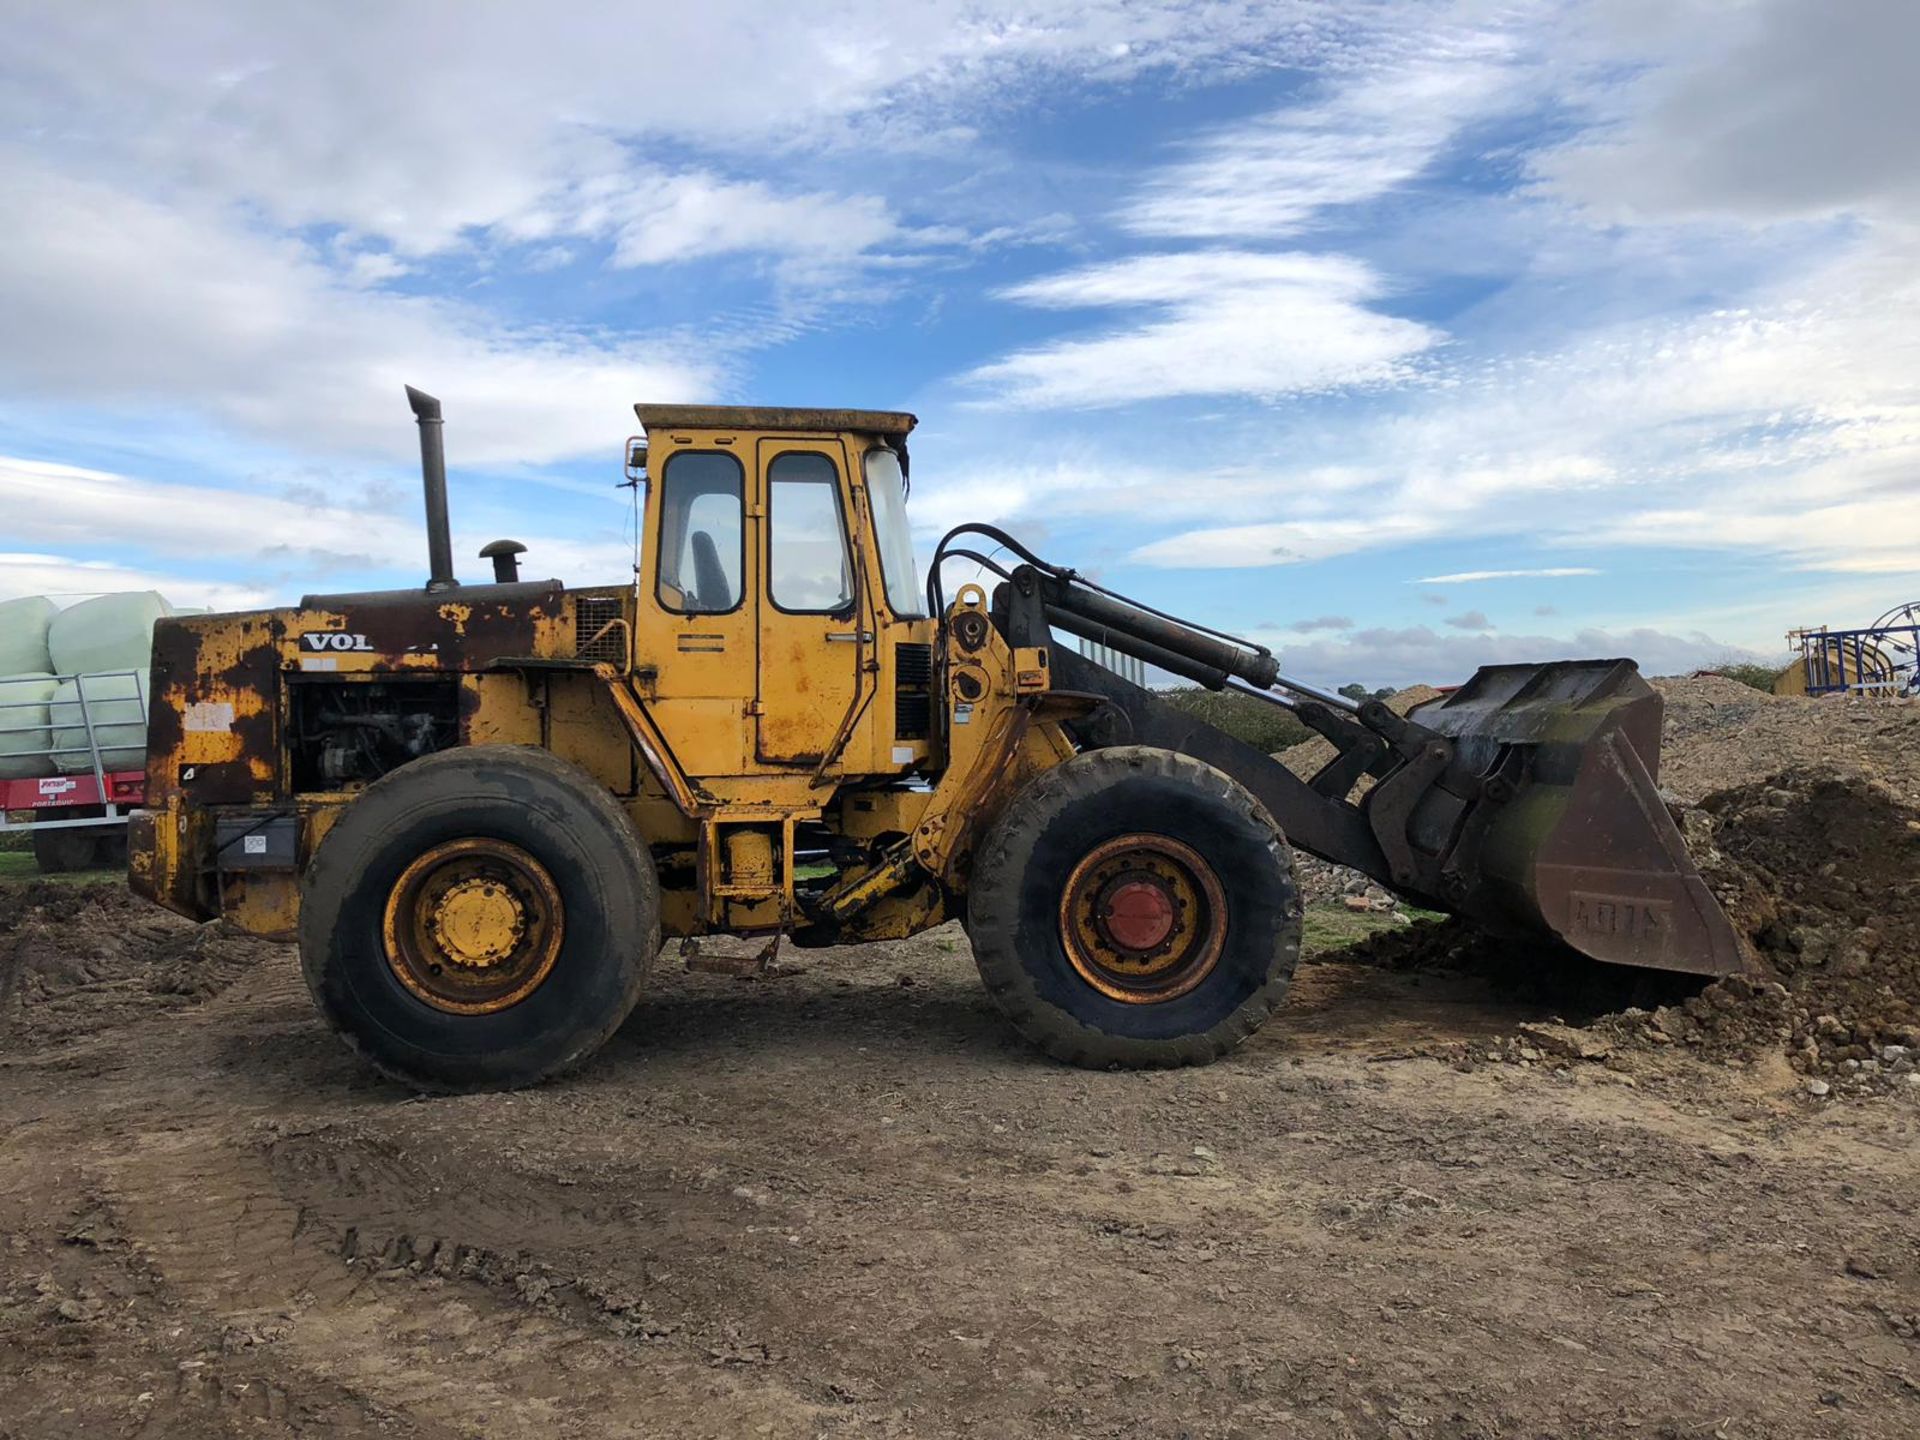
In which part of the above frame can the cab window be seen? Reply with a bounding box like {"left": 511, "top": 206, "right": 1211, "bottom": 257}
{"left": 863, "top": 447, "right": 925, "bottom": 618}
{"left": 656, "top": 451, "right": 744, "bottom": 614}
{"left": 768, "top": 452, "right": 853, "bottom": 613}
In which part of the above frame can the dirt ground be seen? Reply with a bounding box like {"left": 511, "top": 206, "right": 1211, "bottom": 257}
{"left": 4, "top": 878, "right": 1917, "bottom": 1439}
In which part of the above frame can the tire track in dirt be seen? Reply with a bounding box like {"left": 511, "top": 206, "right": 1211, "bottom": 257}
{"left": 101, "top": 1127, "right": 831, "bottom": 1438}
{"left": 4, "top": 938, "right": 828, "bottom": 1437}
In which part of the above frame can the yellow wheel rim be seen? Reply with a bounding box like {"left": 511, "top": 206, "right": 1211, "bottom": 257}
{"left": 1058, "top": 833, "right": 1226, "bottom": 1005}
{"left": 382, "top": 838, "right": 564, "bottom": 1015}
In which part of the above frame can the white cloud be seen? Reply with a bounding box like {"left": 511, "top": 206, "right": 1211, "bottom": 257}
{"left": 496, "top": 162, "right": 927, "bottom": 285}
{"left": 1131, "top": 513, "right": 1424, "bottom": 568}
{"left": 0, "top": 454, "right": 641, "bottom": 603}
{"left": 962, "top": 252, "right": 1437, "bottom": 409}
{"left": 906, "top": 446, "right": 1369, "bottom": 539}
{"left": 0, "top": 2, "right": 1382, "bottom": 260}
{"left": 1128, "top": 236, "right": 1920, "bottom": 579}
{"left": 0, "top": 155, "right": 717, "bottom": 464}
{"left": 0, "top": 456, "right": 407, "bottom": 571}
{"left": 1443, "top": 609, "right": 1492, "bottom": 631}
{"left": 1127, "top": 453, "right": 1611, "bottom": 567}
{"left": 599, "top": 176, "right": 904, "bottom": 271}
{"left": 953, "top": 10, "right": 1554, "bottom": 413}
{"left": 339, "top": 250, "right": 411, "bottom": 288}
{"left": 1265, "top": 622, "right": 1762, "bottom": 693}
{"left": 1121, "top": 27, "right": 1529, "bottom": 240}
{"left": 0, "top": 552, "right": 273, "bottom": 611}
{"left": 0, "top": 2, "right": 1448, "bottom": 472}
{"left": 1577, "top": 487, "right": 1920, "bottom": 577}
{"left": 1416, "top": 567, "right": 1601, "bottom": 583}
{"left": 936, "top": 0, "right": 1917, "bottom": 610}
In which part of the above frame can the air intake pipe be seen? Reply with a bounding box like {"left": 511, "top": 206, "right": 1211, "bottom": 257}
{"left": 405, "top": 385, "right": 458, "bottom": 593}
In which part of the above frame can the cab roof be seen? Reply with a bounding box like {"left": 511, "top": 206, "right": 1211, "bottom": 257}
{"left": 633, "top": 404, "right": 916, "bottom": 437}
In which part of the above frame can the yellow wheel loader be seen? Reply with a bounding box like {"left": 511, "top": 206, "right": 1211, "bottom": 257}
{"left": 129, "top": 391, "right": 1749, "bottom": 1090}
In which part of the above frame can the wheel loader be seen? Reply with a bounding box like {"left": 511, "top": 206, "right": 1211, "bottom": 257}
{"left": 128, "top": 390, "right": 1750, "bottom": 1090}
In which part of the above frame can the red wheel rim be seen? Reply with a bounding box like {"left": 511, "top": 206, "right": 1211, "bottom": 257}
{"left": 1057, "top": 833, "right": 1226, "bottom": 1004}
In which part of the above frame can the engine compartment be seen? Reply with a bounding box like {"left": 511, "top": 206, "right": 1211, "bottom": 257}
{"left": 287, "top": 678, "right": 460, "bottom": 791}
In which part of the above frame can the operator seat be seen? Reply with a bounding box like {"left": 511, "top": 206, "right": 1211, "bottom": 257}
{"left": 689, "top": 530, "right": 732, "bottom": 612}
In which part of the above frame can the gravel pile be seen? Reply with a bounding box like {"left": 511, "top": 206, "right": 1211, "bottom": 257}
{"left": 1291, "top": 853, "right": 1401, "bottom": 911}
{"left": 1652, "top": 676, "right": 1920, "bottom": 805}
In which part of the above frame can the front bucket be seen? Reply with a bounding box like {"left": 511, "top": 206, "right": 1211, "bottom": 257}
{"left": 1409, "top": 661, "right": 1753, "bottom": 978}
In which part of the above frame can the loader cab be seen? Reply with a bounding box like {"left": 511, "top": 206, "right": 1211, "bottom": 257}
{"left": 630, "top": 406, "right": 933, "bottom": 782}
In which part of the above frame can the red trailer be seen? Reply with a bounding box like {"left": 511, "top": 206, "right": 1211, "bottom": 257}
{"left": 0, "top": 670, "right": 147, "bottom": 873}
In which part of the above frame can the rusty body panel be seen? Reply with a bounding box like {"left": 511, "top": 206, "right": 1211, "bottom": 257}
{"left": 633, "top": 404, "right": 915, "bottom": 437}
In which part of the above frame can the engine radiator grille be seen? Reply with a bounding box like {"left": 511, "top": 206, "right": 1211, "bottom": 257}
{"left": 573, "top": 596, "right": 627, "bottom": 663}
{"left": 895, "top": 641, "right": 933, "bottom": 740}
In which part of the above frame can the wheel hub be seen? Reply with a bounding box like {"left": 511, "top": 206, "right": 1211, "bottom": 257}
{"left": 429, "top": 877, "right": 527, "bottom": 968}
{"left": 1059, "top": 833, "right": 1227, "bottom": 1004}
{"left": 382, "top": 838, "right": 565, "bottom": 1015}
{"left": 1100, "top": 878, "right": 1176, "bottom": 952}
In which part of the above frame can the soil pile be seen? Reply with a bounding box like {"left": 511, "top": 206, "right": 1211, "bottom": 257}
{"left": 1614, "top": 767, "right": 1920, "bottom": 1087}
{"left": 0, "top": 881, "right": 276, "bottom": 1046}
{"left": 1340, "top": 767, "right": 1920, "bottom": 1094}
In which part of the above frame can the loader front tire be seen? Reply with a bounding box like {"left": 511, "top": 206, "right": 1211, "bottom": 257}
{"left": 299, "top": 746, "right": 660, "bottom": 1092}
{"left": 968, "top": 747, "right": 1301, "bottom": 1068}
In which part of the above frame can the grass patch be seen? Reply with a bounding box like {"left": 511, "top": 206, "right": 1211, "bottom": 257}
{"left": 1301, "top": 902, "right": 1401, "bottom": 956}
{"left": 0, "top": 851, "right": 122, "bottom": 885}
{"left": 1300, "top": 902, "right": 1446, "bottom": 958}
{"left": 1712, "top": 661, "right": 1787, "bottom": 693}
{"left": 1157, "top": 687, "right": 1312, "bottom": 754}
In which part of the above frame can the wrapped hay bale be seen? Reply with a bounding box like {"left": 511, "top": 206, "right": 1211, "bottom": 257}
{"left": 0, "top": 672, "right": 60, "bottom": 779}
{"left": 47, "top": 591, "right": 171, "bottom": 677}
{"left": 0, "top": 595, "right": 58, "bottom": 676}
{"left": 51, "top": 671, "right": 150, "bottom": 774}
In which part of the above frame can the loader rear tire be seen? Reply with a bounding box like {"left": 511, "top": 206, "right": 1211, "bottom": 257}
{"left": 299, "top": 746, "right": 660, "bottom": 1093}
{"left": 968, "top": 746, "right": 1301, "bottom": 1069}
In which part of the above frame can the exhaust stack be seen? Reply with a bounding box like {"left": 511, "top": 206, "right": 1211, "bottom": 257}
{"left": 405, "top": 385, "right": 458, "bottom": 593}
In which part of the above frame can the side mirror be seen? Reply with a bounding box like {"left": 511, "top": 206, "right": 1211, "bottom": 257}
{"left": 625, "top": 437, "right": 648, "bottom": 484}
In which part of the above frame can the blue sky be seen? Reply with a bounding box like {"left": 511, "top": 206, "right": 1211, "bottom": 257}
{"left": 2, "top": 0, "right": 1916, "bottom": 688}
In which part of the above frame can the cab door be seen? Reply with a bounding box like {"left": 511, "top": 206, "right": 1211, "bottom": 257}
{"left": 755, "top": 439, "right": 865, "bottom": 765}
{"left": 642, "top": 442, "right": 755, "bottom": 777}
